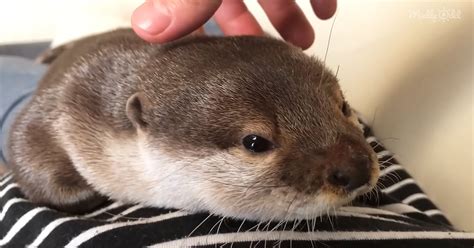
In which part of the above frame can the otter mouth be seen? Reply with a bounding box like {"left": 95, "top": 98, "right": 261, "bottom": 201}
{"left": 283, "top": 187, "right": 376, "bottom": 219}
{"left": 239, "top": 168, "right": 379, "bottom": 221}
{"left": 279, "top": 162, "right": 380, "bottom": 220}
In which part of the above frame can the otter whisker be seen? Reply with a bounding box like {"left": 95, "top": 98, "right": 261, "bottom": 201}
{"left": 380, "top": 170, "right": 402, "bottom": 185}
{"left": 205, "top": 215, "right": 226, "bottom": 245}
{"left": 248, "top": 220, "right": 264, "bottom": 248}
{"left": 215, "top": 215, "right": 225, "bottom": 235}
{"left": 375, "top": 186, "right": 382, "bottom": 204}
{"left": 244, "top": 220, "right": 262, "bottom": 234}
{"left": 379, "top": 154, "right": 397, "bottom": 164}
{"left": 386, "top": 169, "right": 402, "bottom": 181}
{"left": 187, "top": 213, "right": 212, "bottom": 237}
{"left": 335, "top": 65, "right": 341, "bottom": 78}
{"left": 320, "top": 10, "right": 338, "bottom": 85}
{"left": 254, "top": 219, "right": 272, "bottom": 247}
{"left": 202, "top": 177, "right": 285, "bottom": 189}
{"left": 207, "top": 215, "right": 225, "bottom": 236}
{"left": 229, "top": 218, "right": 247, "bottom": 248}
{"left": 99, "top": 211, "right": 143, "bottom": 221}
{"left": 182, "top": 213, "right": 213, "bottom": 247}
{"left": 275, "top": 192, "right": 298, "bottom": 247}
{"left": 327, "top": 207, "right": 335, "bottom": 231}
{"left": 312, "top": 214, "right": 317, "bottom": 232}
{"left": 290, "top": 218, "right": 302, "bottom": 248}
{"left": 305, "top": 212, "right": 313, "bottom": 233}
{"left": 269, "top": 218, "right": 284, "bottom": 233}
{"left": 378, "top": 137, "right": 401, "bottom": 142}
{"left": 308, "top": 218, "right": 316, "bottom": 248}
{"left": 371, "top": 105, "right": 380, "bottom": 128}
{"left": 370, "top": 142, "right": 383, "bottom": 150}
{"left": 264, "top": 218, "right": 274, "bottom": 231}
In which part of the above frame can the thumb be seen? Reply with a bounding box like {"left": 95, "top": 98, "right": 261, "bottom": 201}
{"left": 132, "top": 0, "right": 222, "bottom": 43}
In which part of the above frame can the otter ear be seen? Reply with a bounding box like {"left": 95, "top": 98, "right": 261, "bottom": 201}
{"left": 126, "top": 93, "right": 148, "bottom": 129}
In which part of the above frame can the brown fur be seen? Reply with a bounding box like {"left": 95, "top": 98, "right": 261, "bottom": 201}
{"left": 8, "top": 29, "right": 379, "bottom": 217}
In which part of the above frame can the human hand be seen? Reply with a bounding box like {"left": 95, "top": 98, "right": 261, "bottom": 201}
{"left": 131, "top": 0, "right": 337, "bottom": 49}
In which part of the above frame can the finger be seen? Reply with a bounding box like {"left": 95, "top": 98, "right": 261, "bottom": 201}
{"left": 311, "top": 0, "right": 337, "bottom": 20}
{"left": 132, "top": 0, "right": 222, "bottom": 43}
{"left": 213, "top": 0, "right": 263, "bottom": 36}
{"left": 258, "top": 0, "right": 314, "bottom": 49}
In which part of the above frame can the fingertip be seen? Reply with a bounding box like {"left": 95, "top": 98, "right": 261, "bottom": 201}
{"left": 258, "top": 0, "right": 315, "bottom": 49}
{"left": 311, "top": 0, "right": 337, "bottom": 20}
{"left": 131, "top": 24, "right": 166, "bottom": 43}
{"left": 288, "top": 28, "right": 315, "bottom": 50}
{"left": 132, "top": 0, "right": 222, "bottom": 43}
{"left": 214, "top": 0, "right": 263, "bottom": 36}
{"left": 131, "top": 1, "right": 172, "bottom": 43}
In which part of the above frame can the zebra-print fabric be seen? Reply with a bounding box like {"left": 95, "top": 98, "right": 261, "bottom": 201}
{"left": 1, "top": 121, "right": 473, "bottom": 248}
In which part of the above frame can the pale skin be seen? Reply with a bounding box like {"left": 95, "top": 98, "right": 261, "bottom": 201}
{"left": 131, "top": 0, "right": 337, "bottom": 49}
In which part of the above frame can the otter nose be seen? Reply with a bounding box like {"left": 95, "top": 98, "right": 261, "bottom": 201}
{"left": 327, "top": 156, "right": 371, "bottom": 191}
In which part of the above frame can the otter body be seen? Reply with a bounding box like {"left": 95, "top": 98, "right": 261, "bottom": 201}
{"left": 8, "top": 29, "right": 379, "bottom": 219}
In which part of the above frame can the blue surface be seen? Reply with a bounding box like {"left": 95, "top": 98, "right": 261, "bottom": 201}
{"left": 0, "top": 56, "right": 46, "bottom": 164}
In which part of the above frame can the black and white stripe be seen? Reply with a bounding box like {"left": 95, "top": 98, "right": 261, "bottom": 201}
{"left": 1, "top": 122, "right": 473, "bottom": 247}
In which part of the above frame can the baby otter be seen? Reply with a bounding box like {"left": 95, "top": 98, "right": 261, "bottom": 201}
{"left": 8, "top": 29, "right": 379, "bottom": 220}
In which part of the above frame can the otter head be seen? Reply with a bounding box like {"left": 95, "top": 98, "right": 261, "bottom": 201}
{"left": 124, "top": 36, "right": 379, "bottom": 221}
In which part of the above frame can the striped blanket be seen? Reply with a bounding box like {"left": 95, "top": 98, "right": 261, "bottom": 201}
{"left": 1, "top": 122, "right": 473, "bottom": 248}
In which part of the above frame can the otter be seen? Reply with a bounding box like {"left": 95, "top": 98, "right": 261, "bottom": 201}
{"left": 7, "top": 29, "right": 379, "bottom": 220}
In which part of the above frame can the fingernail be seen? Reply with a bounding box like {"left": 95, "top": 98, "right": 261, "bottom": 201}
{"left": 132, "top": 1, "right": 171, "bottom": 35}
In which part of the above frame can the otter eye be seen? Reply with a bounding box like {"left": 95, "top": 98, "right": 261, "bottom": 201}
{"left": 341, "top": 101, "right": 351, "bottom": 117}
{"left": 242, "top": 135, "right": 273, "bottom": 153}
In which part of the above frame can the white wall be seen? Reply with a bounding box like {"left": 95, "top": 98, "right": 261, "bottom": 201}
{"left": 0, "top": 0, "right": 56, "bottom": 44}
{"left": 0, "top": 0, "right": 472, "bottom": 231}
